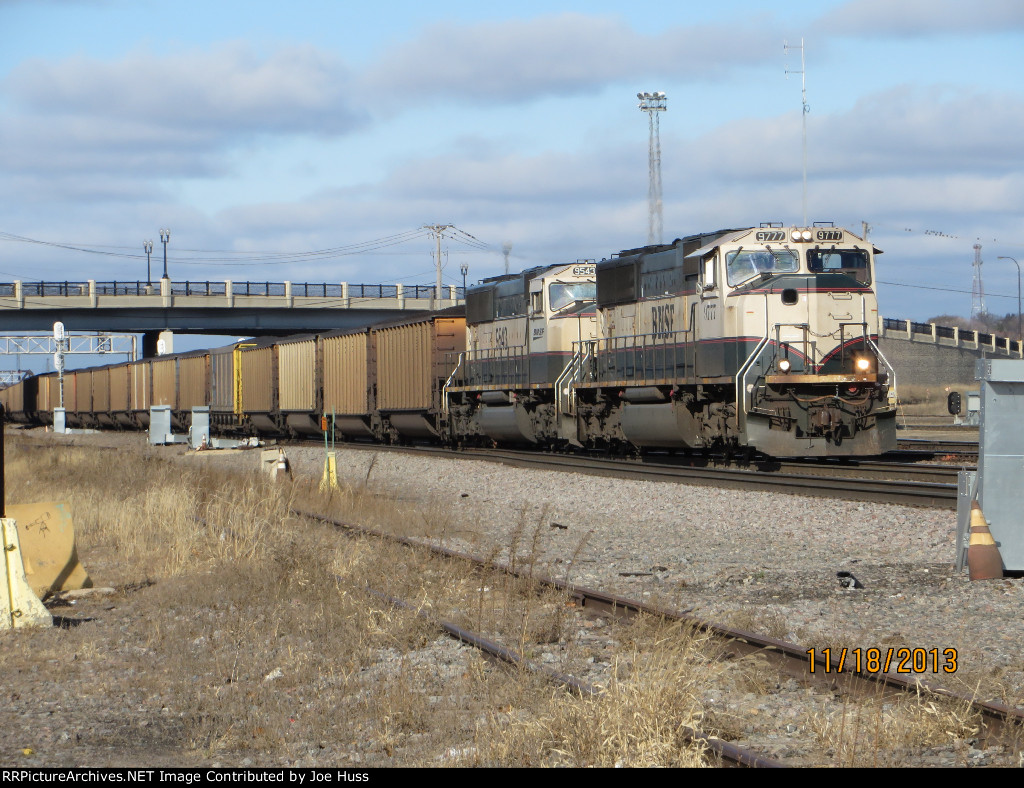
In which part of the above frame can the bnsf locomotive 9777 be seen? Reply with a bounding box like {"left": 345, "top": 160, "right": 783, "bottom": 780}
{"left": 1, "top": 224, "right": 896, "bottom": 458}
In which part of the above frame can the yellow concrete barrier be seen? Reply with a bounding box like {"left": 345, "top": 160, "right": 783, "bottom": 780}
{"left": 8, "top": 502, "right": 92, "bottom": 599}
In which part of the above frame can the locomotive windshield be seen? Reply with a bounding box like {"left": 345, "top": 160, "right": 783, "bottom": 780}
{"left": 726, "top": 249, "right": 799, "bottom": 287}
{"left": 807, "top": 249, "right": 871, "bottom": 284}
{"left": 549, "top": 281, "right": 596, "bottom": 311}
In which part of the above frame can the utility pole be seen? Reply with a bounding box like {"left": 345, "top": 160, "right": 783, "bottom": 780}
{"left": 422, "top": 224, "right": 453, "bottom": 300}
{"left": 637, "top": 92, "right": 667, "bottom": 245}
{"left": 784, "top": 39, "right": 810, "bottom": 226}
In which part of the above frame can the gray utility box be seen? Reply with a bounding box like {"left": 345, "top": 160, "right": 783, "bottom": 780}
{"left": 974, "top": 359, "right": 1024, "bottom": 572}
{"left": 149, "top": 405, "right": 187, "bottom": 446}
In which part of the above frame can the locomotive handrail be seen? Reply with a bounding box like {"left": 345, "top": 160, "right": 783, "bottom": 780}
{"left": 441, "top": 352, "right": 465, "bottom": 415}
{"left": 586, "top": 329, "right": 692, "bottom": 384}
{"left": 447, "top": 345, "right": 529, "bottom": 389}
{"left": 735, "top": 294, "right": 773, "bottom": 437}
{"left": 554, "top": 347, "right": 588, "bottom": 418}
{"left": 867, "top": 337, "right": 898, "bottom": 401}
{"left": 736, "top": 336, "right": 770, "bottom": 437}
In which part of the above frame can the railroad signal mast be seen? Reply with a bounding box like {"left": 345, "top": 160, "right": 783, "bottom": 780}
{"left": 637, "top": 91, "right": 667, "bottom": 245}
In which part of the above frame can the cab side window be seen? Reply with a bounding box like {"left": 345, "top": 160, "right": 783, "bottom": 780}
{"left": 701, "top": 255, "right": 717, "bottom": 290}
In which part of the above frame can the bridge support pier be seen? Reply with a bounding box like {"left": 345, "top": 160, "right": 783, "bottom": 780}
{"left": 142, "top": 331, "right": 174, "bottom": 358}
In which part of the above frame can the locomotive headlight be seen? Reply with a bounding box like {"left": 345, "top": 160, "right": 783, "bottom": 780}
{"left": 778, "top": 358, "right": 792, "bottom": 373}
{"left": 801, "top": 230, "right": 812, "bottom": 241}
{"left": 791, "top": 230, "right": 801, "bottom": 242}
{"left": 854, "top": 356, "right": 872, "bottom": 372}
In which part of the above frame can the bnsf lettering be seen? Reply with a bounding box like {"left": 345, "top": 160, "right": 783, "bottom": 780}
{"left": 495, "top": 327, "right": 509, "bottom": 347}
{"left": 816, "top": 230, "right": 843, "bottom": 242}
{"left": 652, "top": 303, "right": 675, "bottom": 337}
{"left": 755, "top": 230, "right": 785, "bottom": 242}
{"left": 572, "top": 265, "right": 596, "bottom": 276}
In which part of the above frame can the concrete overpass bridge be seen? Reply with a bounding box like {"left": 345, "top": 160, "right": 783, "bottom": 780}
{"left": 0, "top": 278, "right": 463, "bottom": 355}
{"left": 878, "top": 318, "right": 1023, "bottom": 386}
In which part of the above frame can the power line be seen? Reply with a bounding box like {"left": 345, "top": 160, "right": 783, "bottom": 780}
{"left": 0, "top": 226, "right": 496, "bottom": 271}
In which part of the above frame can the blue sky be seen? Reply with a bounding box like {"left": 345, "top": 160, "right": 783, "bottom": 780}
{"left": 2, "top": 0, "right": 1023, "bottom": 345}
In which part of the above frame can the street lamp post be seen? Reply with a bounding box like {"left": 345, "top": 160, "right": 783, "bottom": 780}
{"left": 143, "top": 240, "right": 153, "bottom": 286}
{"left": 159, "top": 228, "right": 171, "bottom": 280}
{"left": 998, "top": 257, "right": 1021, "bottom": 344}
{"left": 460, "top": 263, "right": 468, "bottom": 301}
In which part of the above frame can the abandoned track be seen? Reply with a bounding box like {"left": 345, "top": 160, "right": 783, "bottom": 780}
{"left": 364, "top": 586, "right": 782, "bottom": 768}
{"left": 294, "top": 508, "right": 1024, "bottom": 751}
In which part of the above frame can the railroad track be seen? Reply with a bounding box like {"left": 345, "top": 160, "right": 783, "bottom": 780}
{"left": 896, "top": 437, "right": 979, "bottom": 459}
{"left": 199, "top": 507, "right": 780, "bottom": 767}
{"left": 365, "top": 584, "right": 782, "bottom": 768}
{"left": 309, "top": 441, "right": 960, "bottom": 508}
{"left": 294, "top": 507, "right": 1024, "bottom": 754}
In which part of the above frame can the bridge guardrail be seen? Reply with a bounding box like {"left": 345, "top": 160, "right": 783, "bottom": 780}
{"left": 882, "top": 317, "right": 1022, "bottom": 357}
{"left": 0, "top": 281, "right": 465, "bottom": 299}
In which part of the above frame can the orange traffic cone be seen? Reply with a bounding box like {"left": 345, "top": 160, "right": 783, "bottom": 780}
{"left": 967, "top": 501, "right": 1003, "bottom": 581}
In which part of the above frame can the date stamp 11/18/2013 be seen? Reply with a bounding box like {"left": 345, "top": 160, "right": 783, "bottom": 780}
{"left": 807, "top": 647, "right": 958, "bottom": 675}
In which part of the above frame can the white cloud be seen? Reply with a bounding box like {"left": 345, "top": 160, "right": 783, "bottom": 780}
{"left": 814, "top": 0, "right": 1024, "bottom": 36}
{"left": 5, "top": 43, "right": 363, "bottom": 134}
{"left": 362, "top": 13, "right": 781, "bottom": 104}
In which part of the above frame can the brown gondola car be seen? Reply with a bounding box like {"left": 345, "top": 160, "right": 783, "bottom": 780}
{"left": 91, "top": 366, "right": 113, "bottom": 427}
{"left": 277, "top": 334, "right": 320, "bottom": 436}
{"left": 129, "top": 359, "right": 152, "bottom": 428}
{"left": 373, "top": 309, "right": 466, "bottom": 442}
{"left": 239, "top": 339, "right": 279, "bottom": 434}
{"left": 321, "top": 327, "right": 375, "bottom": 439}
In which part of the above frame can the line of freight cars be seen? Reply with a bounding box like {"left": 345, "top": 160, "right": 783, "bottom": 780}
{"left": 1, "top": 309, "right": 466, "bottom": 444}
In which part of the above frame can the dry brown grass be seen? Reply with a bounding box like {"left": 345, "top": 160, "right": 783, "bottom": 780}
{"left": 808, "top": 691, "right": 984, "bottom": 767}
{"left": 470, "top": 618, "right": 719, "bottom": 767}
{"left": 2, "top": 435, "right": 723, "bottom": 767}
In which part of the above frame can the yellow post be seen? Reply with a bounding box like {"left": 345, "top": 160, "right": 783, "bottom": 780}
{"left": 320, "top": 451, "right": 339, "bottom": 491}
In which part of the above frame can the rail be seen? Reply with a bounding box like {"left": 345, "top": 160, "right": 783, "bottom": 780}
{"left": 0, "top": 280, "right": 465, "bottom": 300}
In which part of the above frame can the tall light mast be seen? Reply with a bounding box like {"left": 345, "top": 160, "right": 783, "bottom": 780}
{"left": 971, "top": 243, "right": 986, "bottom": 320}
{"left": 637, "top": 91, "right": 667, "bottom": 245}
{"left": 784, "top": 39, "right": 810, "bottom": 226}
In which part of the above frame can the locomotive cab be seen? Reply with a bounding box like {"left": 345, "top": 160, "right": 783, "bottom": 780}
{"left": 445, "top": 263, "right": 598, "bottom": 447}
{"left": 704, "top": 224, "right": 896, "bottom": 456}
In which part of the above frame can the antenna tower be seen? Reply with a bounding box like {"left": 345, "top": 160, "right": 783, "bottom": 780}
{"left": 637, "top": 91, "right": 667, "bottom": 244}
{"left": 784, "top": 39, "right": 810, "bottom": 226}
{"left": 971, "top": 243, "right": 986, "bottom": 320}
